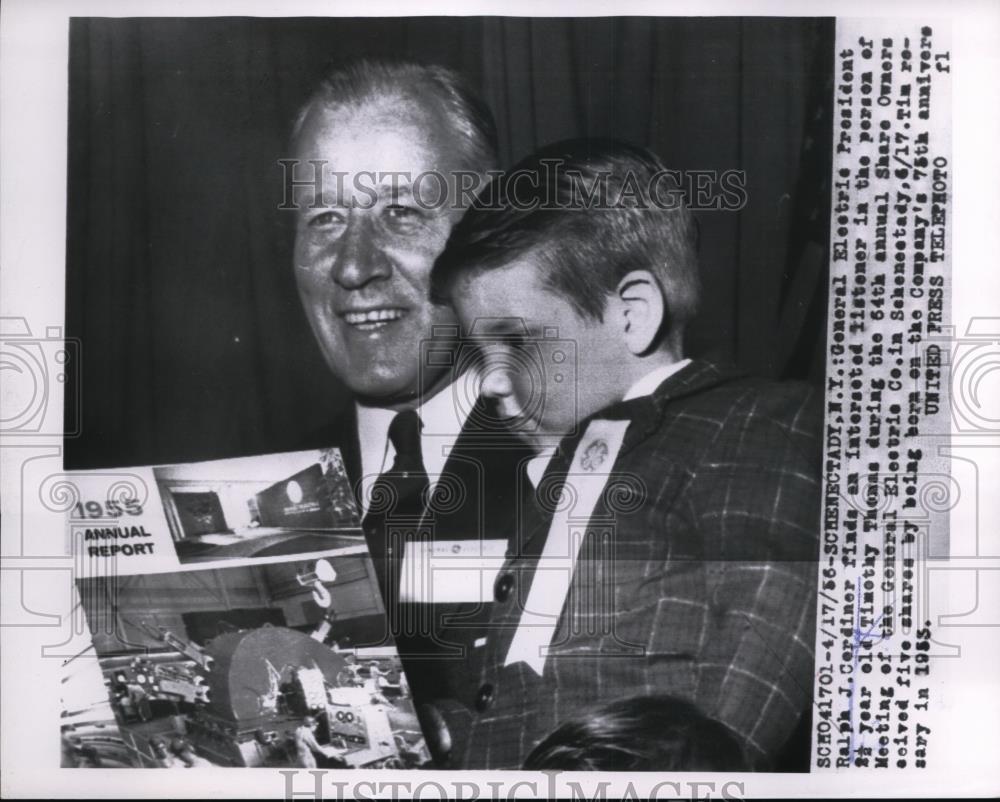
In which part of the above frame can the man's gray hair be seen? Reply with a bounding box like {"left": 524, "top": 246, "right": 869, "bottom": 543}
{"left": 291, "top": 59, "right": 498, "bottom": 173}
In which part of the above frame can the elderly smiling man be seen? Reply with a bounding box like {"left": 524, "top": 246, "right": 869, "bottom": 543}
{"left": 285, "top": 60, "right": 531, "bottom": 725}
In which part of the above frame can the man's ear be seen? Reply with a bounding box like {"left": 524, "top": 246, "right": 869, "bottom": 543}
{"left": 615, "top": 270, "right": 666, "bottom": 356}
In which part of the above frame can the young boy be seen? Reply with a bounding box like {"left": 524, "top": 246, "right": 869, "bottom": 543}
{"left": 427, "top": 138, "right": 822, "bottom": 770}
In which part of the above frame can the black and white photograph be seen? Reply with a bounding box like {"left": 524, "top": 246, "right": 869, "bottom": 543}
{"left": 59, "top": 14, "right": 833, "bottom": 774}
{"left": 1, "top": 1, "right": 998, "bottom": 799}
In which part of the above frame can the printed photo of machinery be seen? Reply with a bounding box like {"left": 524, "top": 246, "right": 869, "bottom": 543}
{"left": 67, "top": 555, "right": 429, "bottom": 768}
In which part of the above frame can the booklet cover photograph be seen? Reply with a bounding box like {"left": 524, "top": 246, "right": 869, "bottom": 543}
{"left": 70, "top": 557, "right": 429, "bottom": 768}
{"left": 153, "top": 448, "right": 363, "bottom": 564}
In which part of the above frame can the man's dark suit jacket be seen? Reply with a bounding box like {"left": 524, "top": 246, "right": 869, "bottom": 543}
{"left": 302, "top": 394, "right": 534, "bottom": 714}
{"left": 438, "top": 361, "right": 823, "bottom": 770}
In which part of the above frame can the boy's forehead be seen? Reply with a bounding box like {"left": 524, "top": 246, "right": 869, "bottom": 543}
{"left": 452, "top": 258, "right": 596, "bottom": 342}
{"left": 455, "top": 256, "right": 546, "bottom": 307}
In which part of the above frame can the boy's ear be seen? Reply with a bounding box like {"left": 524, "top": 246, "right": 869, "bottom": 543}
{"left": 615, "top": 270, "right": 666, "bottom": 356}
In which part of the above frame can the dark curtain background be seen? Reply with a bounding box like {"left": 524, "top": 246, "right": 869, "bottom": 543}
{"left": 65, "top": 17, "right": 833, "bottom": 469}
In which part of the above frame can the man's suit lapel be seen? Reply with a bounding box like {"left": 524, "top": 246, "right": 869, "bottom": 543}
{"left": 425, "top": 396, "right": 533, "bottom": 631}
{"left": 423, "top": 395, "right": 531, "bottom": 536}
{"left": 339, "top": 394, "right": 531, "bottom": 534}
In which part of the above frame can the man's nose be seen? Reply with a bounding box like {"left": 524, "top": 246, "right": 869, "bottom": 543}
{"left": 330, "top": 216, "right": 392, "bottom": 289}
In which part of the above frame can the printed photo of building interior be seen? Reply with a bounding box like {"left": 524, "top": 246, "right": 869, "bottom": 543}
{"left": 154, "top": 449, "right": 365, "bottom": 564}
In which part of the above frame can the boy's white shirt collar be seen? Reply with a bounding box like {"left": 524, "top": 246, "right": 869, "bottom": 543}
{"left": 524, "top": 358, "right": 692, "bottom": 487}
{"left": 622, "top": 358, "right": 692, "bottom": 401}
{"left": 355, "top": 371, "right": 476, "bottom": 515}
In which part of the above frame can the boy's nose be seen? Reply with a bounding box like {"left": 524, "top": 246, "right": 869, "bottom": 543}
{"left": 480, "top": 367, "right": 514, "bottom": 399}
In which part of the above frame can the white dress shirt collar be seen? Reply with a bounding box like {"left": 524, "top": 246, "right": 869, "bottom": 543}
{"left": 622, "top": 358, "right": 692, "bottom": 401}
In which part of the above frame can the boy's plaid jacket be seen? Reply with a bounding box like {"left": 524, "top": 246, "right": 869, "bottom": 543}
{"left": 434, "top": 360, "right": 823, "bottom": 770}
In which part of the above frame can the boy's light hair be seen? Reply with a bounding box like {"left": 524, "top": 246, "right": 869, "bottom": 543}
{"left": 432, "top": 138, "right": 701, "bottom": 352}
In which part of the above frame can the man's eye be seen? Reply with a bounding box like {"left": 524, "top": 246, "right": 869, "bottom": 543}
{"left": 306, "top": 210, "right": 345, "bottom": 229}
{"left": 384, "top": 204, "right": 422, "bottom": 223}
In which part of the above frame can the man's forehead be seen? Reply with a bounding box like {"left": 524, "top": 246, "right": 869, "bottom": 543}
{"left": 294, "top": 94, "right": 458, "bottom": 162}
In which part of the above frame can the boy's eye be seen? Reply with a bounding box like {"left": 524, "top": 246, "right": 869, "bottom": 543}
{"left": 477, "top": 339, "right": 533, "bottom": 370}
{"left": 500, "top": 334, "right": 529, "bottom": 351}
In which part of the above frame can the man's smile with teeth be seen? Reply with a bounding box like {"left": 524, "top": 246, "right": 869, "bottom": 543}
{"left": 342, "top": 308, "right": 406, "bottom": 329}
